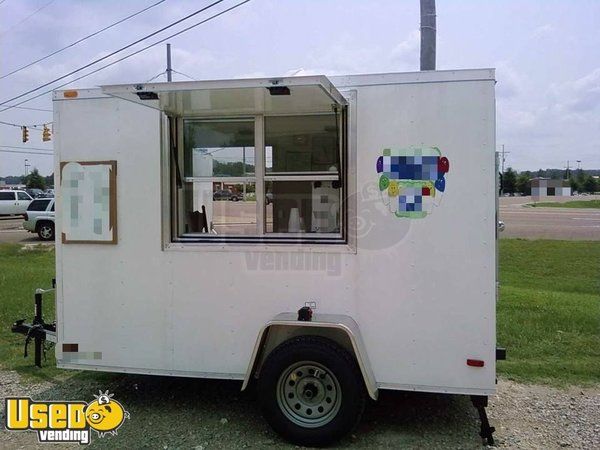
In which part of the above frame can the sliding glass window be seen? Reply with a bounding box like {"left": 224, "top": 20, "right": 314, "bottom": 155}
{"left": 264, "top": 114, "right": 342, "bottom": 235}
{"left": 174, "top": 111, "right": 345, "bottom": 242}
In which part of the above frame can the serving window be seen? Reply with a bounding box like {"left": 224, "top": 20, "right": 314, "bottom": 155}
{"left": 106, "top": 76, "right": 349, "bottom": 245}
{"left": 172, "top": 109, "right": 346, "bottom": 244}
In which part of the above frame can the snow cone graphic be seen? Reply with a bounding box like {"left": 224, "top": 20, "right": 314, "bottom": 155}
{"left": 376, "top": 147, "right": 450, "bottom": 218}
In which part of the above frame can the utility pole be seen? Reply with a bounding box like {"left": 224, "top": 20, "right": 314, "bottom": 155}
{"left": 500, "top": 144, "right": 510, "bottom": 175}
{"left": 498, "top": 145, "right": 511, "bottom": 196}
{"left": 420, "top": 0, "right": 436, "bottom": 70}
{"left": 24, "top": 159, "right": 30, "bottom": 179}
{"left": 565, "top": 160, "right": 570, "bottom": 179}
{"left": 166, "top": 43, "right": 173, "bottom": 82}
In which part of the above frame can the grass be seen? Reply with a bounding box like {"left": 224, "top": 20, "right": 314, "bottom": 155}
{"left": 0, "top": 243, "right": 64, "bottom": 380}
{"left": 529, "top": 199, "right": 600, "bottom": 208}
{"left": 497, "top": 239, "right": 600, "bottom": 385}
{"left": 0, "top": 241, "right": 599, "bottom": 386}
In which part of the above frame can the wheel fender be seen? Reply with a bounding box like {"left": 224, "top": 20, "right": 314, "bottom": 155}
{"left": 36, "top": 220, "right": 52, "bottom": 231}
{"left": 242, "top": 313, "right": 378, "bottom": 400}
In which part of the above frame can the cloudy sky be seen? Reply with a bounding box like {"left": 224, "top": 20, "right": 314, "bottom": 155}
{"left": 1, "top": 0, "right": 598, "bottom": 177}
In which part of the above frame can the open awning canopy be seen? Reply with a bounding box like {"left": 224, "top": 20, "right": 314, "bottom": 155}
{"left": 101, "top": 75, "right": 347, "bottom": 116}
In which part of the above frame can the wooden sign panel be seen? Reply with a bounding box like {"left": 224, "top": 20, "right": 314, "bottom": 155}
{"left": 60, "top": 161, "right": 117, "bottom": 244}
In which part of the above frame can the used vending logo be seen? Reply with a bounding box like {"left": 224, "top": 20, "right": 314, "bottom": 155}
{"left": 5, "top": 390, "right": 130, "bottom": 445}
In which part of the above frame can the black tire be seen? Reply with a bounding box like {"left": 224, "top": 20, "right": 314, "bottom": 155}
{"left": 258, "top": 336, "right": 366, "bottom": 447}
{"left": 37, "top": 221, "right": 54, "bottom": 241}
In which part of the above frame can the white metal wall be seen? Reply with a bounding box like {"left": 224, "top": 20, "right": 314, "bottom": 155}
{"left": 343, "top": 76, "right": 496, "bottom": 392}
{"left": 55, "top": 70, "right": 497, "bottom": 394}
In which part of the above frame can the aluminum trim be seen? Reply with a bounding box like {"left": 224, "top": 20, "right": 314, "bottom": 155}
{"left": 377, "top": 382, "right": 496, "bottom": 396}
{"left": 57, "top": 362, "right": 245, "bottom": 380}
{"left": 241, "top": 313, "right": 378, "bottom": 400}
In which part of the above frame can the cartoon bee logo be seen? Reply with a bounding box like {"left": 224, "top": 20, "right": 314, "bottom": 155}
{"left": 85, "top": 391, "right": 130, "bottom": 437}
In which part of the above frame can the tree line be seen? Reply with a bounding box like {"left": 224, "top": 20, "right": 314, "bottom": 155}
{"left": 502, "top": 168, "right": 599, "bottom": 195}
{"left": 0, "top": 170, "right": 53, "bottom": 190}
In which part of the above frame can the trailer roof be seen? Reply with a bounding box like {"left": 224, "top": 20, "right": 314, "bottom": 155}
{"left": 100, "top": 75, "right": 347, "bottom": 116}
{"left": 329, "top": 68, "right": 496, "bottom": 88}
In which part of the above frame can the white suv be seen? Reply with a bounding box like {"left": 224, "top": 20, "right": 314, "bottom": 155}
{"left": 23, "top": 198, "right": 55, "bottom": 241}
{"left": 0, "top": 190, "right": 32, "bottom": 215}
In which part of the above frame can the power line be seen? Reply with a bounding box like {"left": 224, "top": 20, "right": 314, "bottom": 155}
{"left": 0, "top": 120, "right": 50, "bottom": 129}
{"left": 0, "top": 145, "right": 53, "bottom": 151}
{"left": 146, "top": 71, "right": 167, "bottom": 82}
{"left": 0, "top": 0, "right": 227, "bottom": 106}
{"left": 0, "top": 120, "right": 24, "bottom": 127}
{"left": 1, "top": 105, "right": 52, "bottom": 113}
{"left": 0, "top": 149, "right": 53, "bottom": 156}
{"left": 0, "top": 0, "right": 167, "bottom": 80}
{"left": 0, "top": 0, "right": 55, "bottom": 35}
{"left": 0, "top": 0, "right": 252, "bottom": 113}
{"left": 172, "top": 69, "right": 197, "bottom": 81}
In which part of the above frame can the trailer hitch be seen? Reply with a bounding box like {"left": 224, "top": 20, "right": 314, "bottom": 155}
{"left": 24, "top": 323, "right": 44, "bottom": 358}
{"left": 11, "top": 280, "right": 57, "bottom": 368}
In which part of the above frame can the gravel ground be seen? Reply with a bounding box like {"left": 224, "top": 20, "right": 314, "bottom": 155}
{"left": 0, "top": 368, "right": 598, "bottom": 449}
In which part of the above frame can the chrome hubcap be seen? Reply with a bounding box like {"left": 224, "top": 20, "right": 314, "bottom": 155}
{"left": 276, "top": 361, "right": 341, "bottom": 428}
{"left": 40, "top": 226, "right": 52, "bottom": 238}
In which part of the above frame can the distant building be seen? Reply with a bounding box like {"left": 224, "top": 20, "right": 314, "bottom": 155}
{"left": 530, "top": 177, "right": 571, "bottom": 198}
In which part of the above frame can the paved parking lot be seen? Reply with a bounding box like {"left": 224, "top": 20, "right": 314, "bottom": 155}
{"left": 499, "top": 196, "right": 600, "bottom": 240}
{"left": 0, "top": 217, "right": 40, "bottom": 244}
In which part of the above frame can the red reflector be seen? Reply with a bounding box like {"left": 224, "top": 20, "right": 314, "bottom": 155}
{"left": 467, "top": 359, "right": 485, "bottom": 367}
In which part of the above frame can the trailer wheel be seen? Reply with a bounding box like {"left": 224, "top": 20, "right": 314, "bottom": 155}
{"left": 258, "top": 336, "right": 366, "bottom": 447}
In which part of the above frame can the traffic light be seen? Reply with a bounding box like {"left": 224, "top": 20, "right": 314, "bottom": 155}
{"left": 21, "top": 126, "right": 29, "bottom": 143}
{"left": 42, "top": 124, "right": 51, "bottom": 142}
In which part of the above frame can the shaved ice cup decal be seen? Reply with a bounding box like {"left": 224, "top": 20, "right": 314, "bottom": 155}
{"left": 376, "top": 147, "right": 450, "bottom": 218}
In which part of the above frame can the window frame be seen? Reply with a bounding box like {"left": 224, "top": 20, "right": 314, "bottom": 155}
{"left": 263, "top": 111, "right": 344, "bottom": 238}
{"left": 171, "top": 108, "right": 348, "bottom": 244}
{"left": 160, "top": 89, "right": 360, "bottom": 250}
{"left": 180, "top": 116, "right": 261, "bottom": 237}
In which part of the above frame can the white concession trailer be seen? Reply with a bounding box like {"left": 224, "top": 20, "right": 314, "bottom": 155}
{"left": 14, "top": 69, "right": 501, "bottom": 446}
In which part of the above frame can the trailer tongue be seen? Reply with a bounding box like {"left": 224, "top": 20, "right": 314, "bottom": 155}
{"left": 11, "top": 280, "right": 57, "bottom": 367}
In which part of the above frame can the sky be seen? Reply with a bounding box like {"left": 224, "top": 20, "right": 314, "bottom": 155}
{"left": 0, "top": 0, "right": 599, "bottom": 177}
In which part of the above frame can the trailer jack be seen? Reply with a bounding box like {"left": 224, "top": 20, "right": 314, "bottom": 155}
{"left": 11, "top": 280, "right": 57, "bottom": 368}
{"left": 471, "top": 395, "right": 495, "bottom": 446}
